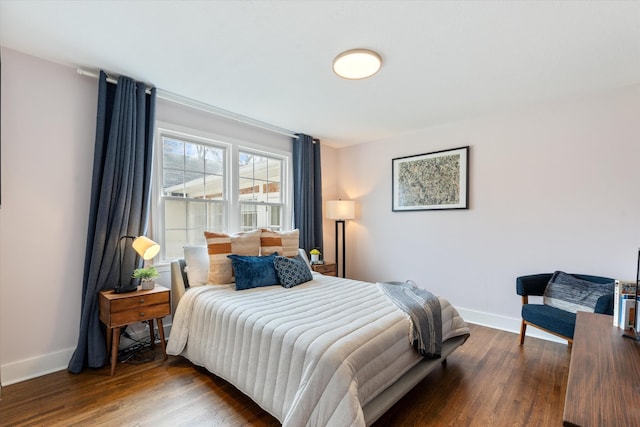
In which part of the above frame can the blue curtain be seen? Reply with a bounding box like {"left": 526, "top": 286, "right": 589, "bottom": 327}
{"left": 293, "top": 134, "right": 323, "bottom": 254}
{"left": 68, "top": 71, "right": 156, "bottom": 373}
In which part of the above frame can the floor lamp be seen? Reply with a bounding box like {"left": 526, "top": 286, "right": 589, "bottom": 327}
{"left": 326, "top": 200, "right": 355, "bottom": 278}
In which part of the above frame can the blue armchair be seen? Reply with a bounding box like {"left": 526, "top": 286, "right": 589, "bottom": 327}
{"left": 517, "top": 273, "right": 615, "bottom": 345}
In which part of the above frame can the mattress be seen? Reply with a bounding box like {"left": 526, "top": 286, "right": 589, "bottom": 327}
{"left": 167, "top": 273, "right": 469, "bottom": 427}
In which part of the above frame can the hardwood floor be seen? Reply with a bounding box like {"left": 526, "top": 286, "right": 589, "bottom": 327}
{"left": 0, "top": 324, "right": 570, "bottom": 426}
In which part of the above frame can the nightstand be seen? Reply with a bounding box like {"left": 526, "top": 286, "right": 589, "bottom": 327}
{"left": 311, "top": 262, "right": 337, "bottom": 277}
{"left": 99, "top": 284, "right": 170, "bottom": 376}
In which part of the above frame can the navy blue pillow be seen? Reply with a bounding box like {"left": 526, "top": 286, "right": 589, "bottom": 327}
{"left": 274, "top": 255, "right": 313, "bottom": 288}
{"left": 227, "top": 253, "right": 279, "bottom": 290}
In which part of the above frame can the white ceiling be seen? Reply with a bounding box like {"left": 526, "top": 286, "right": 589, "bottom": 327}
{"left": 1, "top": 1, "right": 639, "bottom": 147}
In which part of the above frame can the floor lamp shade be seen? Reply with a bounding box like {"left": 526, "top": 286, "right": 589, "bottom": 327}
{"left": 326, "top": 200, "right": 355, "bottom": 220}
{"left": 326, "top": 200, "right": 355, "bottom": 278}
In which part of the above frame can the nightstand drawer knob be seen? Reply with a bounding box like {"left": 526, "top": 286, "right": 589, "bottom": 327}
{"left": 139, "top": 298, "right": 145, "bottom": 304}
{"left": 139, "top": 312, "right": 145, "bottom": 317}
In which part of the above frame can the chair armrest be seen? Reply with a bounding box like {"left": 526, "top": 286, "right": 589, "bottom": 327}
{"left": 594, "top": 293, "right": 615, "bottom": 315}
{"left": 516, "top": 274, "right": 553, "bottom": 297}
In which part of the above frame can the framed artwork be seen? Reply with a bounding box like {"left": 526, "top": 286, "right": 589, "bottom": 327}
{"left": 392, "top": 146, "right": 469, "bottom": 211}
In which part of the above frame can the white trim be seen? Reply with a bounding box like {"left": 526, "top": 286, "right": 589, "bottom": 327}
{"left": 1, "top": 347, "right": 75, "bottom": 386}
{"left": 1, "top": 322, "right": 174, "bottom": 385}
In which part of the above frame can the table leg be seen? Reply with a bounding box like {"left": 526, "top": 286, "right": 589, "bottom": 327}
{"left": 110, "top": 327, "right": 120, "bottom": 376}
{"left": 105, "top": 327, "right": 113, "bottom": 358}
{"left": 147, "top": 319, "right": 155, "bottom": 349}
{"left": 156, "top": 318, "right": 168, "bottom": 360}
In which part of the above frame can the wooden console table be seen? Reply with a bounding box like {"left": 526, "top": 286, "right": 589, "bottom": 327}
{"left": 563, "top": 312, "right": 640, "bottom": 426}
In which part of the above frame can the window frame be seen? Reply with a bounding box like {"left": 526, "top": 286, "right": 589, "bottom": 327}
{"left": 153, "top": 122, "right": 292, "bottom": 264}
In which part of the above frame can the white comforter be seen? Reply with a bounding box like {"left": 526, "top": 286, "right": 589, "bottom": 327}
{"left": 167, "top": 273, "right": 469, "bottom": 427}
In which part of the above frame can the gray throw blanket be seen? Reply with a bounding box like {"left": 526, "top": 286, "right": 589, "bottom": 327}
{"left": 378, "top": 280, "right": 442, "bottom": 358}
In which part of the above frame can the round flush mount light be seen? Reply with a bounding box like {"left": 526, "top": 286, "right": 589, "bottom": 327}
{"left": 332, "top": 49, "right": 382, "bottom": 80}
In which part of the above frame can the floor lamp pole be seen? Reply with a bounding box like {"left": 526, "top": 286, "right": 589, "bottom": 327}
{"left": 335, "top": 220, "right": 346, "bottom": 278}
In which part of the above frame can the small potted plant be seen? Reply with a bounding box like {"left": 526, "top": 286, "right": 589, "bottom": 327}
{"left": 309, "top": 248, "right": 321, "bottom": 264}
{"left": 132, "top": 266, "right": 159, "bottom": 290}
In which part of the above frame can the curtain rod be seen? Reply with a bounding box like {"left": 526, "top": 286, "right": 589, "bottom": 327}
{"left": 77, "top": 68, "right": 298, "bottom": 139}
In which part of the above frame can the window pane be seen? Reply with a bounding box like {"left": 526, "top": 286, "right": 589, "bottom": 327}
{"left": 204, "top": 174, "right": 224, "bottom": 200}
{"left": 239, "top": 203, "right": 257, "bottom": 232}
{"left": 267, "top": 159, "right": 281, "bottom": 183}
{"left": 239, "top": 152, "right": 253, "bottom": 178}
{"left": 163, "top": 168, "right": 185, "bottom": 196}
{"left": 239, "top": 177, "right": 258, "bottom": 200}
{"left": 265, "top": 181, "right": 281, "bottom": 203}
{"left": 240, "top": 203, "right": 282, "bottom": 231}
{"left": 163, "top": 137, "right": 185, "bottom": 196}
{"left": 206, "top": 202, "right": 226, "bottom": 231}
{"left": 187, "top": 200, "right": 207, "bottom": 230}
{"left": 184, "top": 142, "right": 205, "bottom": 173}
{"left": 163, "top": 138, "right": 184, "bottom": 169}
{"left": 269, "top": 205, "right": 282, "bottom": 230}
{"left": 164, "top": 199, "right": 187, "bottom": 229}
{"left": 184, "top": 171, "right": 205, "bottom": 199}
{"left": 205, "top": 146, "right": 224, "bottom": 174}
{"left": 164, "top": 229, "right": 188, "bottom": 260}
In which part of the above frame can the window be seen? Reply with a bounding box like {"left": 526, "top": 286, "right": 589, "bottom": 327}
{"left": 238, "top": 151, "right": 284, "bottom": 232}
{"left": 160, "top": 135, "right": 227, "bottom": 259}
{"left": 156, "top": 125, "right": 290, "bottom": 261}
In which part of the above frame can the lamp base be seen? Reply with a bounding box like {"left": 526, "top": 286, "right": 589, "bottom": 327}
{"left": 114, "top": 278, "right": 140, "bottom": 293}
{"left": 114, "top": 285, "right": 138, "bottom": 294}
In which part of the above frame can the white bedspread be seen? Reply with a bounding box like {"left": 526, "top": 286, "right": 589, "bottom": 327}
{"left": 167, "top": 273, "right": 469, "bottom": 427}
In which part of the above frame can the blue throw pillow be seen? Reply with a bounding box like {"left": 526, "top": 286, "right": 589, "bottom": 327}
{"left": 543, "top": 271, "right": 614, "bottom": 313}
{"left": 227, "top": 253, "right": 279, "bottom": 290}
{"left": 274, "top": 255, "right": 313, "bottom": 288}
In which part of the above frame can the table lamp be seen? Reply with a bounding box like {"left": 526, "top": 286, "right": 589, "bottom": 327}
{"left": 115, "top": 235, "right": 161, "bottom": 293}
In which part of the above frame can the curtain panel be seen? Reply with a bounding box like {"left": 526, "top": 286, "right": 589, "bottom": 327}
{"left": 292, "top": 134, "right": 323, "bottom": 255}
{"left": 68, "top": 71, "right": 156, "bottom": 373}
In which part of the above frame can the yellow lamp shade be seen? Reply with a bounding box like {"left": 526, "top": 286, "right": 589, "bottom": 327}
{"left": 131, "top": 236, "right": 160, "bottom": 260}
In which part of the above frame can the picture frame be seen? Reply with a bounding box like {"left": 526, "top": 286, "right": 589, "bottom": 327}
{"left": 392, "top": 146, "right": 469, "bottom": 211}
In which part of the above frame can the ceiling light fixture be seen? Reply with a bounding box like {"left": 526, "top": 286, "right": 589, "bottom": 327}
{"left": 332, "top": 49, "right": 382, "bottom": 80}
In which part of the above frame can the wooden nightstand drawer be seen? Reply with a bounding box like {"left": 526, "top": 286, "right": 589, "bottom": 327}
{"left": 109, "top": 292, "right": 168, "bottom": 312}
{"left": 311, "top": 262, "right": 337, "bottom": 276}
{"left": 110, "top": 303, "right": 170, "bottom": 326}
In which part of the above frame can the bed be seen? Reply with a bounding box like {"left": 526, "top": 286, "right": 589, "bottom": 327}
{"left": 167, "top": 250, "right": 470, "bottom": 426}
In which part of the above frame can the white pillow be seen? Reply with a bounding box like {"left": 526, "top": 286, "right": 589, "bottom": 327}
{"left": 183, "top": 246, "right": 209, "bottom": 287}
{"left": 297, "top": 248, "right": 313, "bottom": 272}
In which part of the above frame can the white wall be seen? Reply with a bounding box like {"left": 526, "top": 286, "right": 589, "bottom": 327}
{"left": 0, "top": 48, "right": 96, "bottom": 385}
{"left": 334, "top": 89, "right": 640, "bottom": 336}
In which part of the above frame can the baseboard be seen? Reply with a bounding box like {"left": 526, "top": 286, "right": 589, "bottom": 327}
{"left": 456, "top": 306, "right": 567, "bottom": 345}
{"left": 1, "top": 321, "right": 173, "bottom": 386}
{"left": 1, "top": 347, "right": 76, "bottom": 386}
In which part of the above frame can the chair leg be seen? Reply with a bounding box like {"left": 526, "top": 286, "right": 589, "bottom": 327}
{"left": 519, "top": 320, "right": 527, "bottom": 345}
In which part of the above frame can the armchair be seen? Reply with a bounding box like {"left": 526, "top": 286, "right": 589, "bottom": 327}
{"left": 517, "top": 272, "right": 615, "bottom": 345}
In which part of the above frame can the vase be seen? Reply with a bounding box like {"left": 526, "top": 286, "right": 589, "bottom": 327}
{"left": 311, "top": 254, "right": 320, "bottom": 263}
{"left": 141, "top": 280, "right": 155, "bottom": 291}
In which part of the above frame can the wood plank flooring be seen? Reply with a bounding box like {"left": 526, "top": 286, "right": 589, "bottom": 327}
{"left": 0, "top": 324, "right": 570, "bottom": 426}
